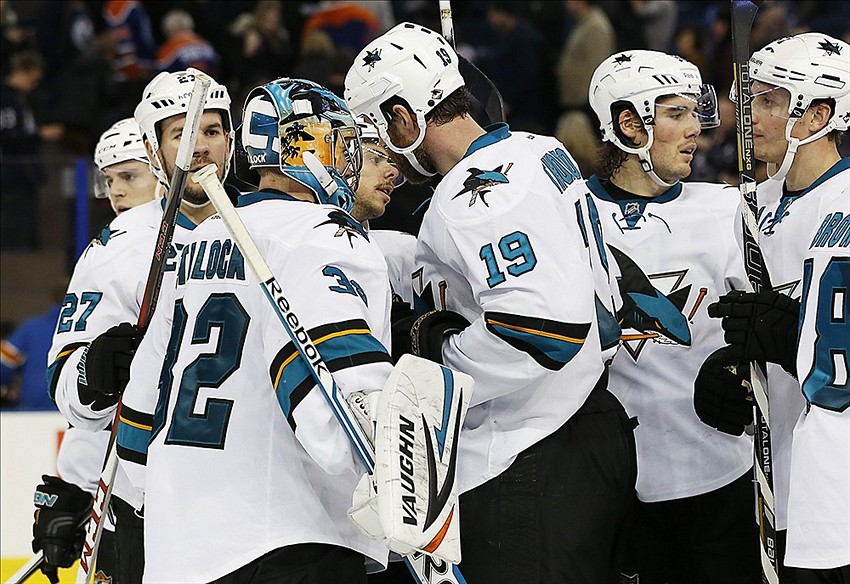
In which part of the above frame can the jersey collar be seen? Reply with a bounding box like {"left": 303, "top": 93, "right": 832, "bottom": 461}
{"left": 784, "top": 156, "right": 850, "bottom": 199}
{"left": 237, "top": 188, "right": 304, "bottom": 207}
{"left": 586, "top": 175, "right": 683, "bottom": 203}
{"left": 159, "top": 197, "right": 198, "bottom": 230}
{"left": 462, "top": 123, "right": 511, "bottom": 160}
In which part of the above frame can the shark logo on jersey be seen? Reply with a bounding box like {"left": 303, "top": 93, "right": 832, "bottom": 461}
{"left": 609, "top": 246, "right": 694, "bottom": 360}
{"left": 84, "top": 226, "right": 126, "bottom": 256}
{"left": 315, "top": 209, "right": 368, "bottom": 246}
{"left": 818, "top": 40, "right": 842, "bottom": 56}
{"left": 452, "top": 163, "right": 513, "bottom": 207}
{"left": 757, "top": 196, "right": 801, "bottom": 236}
{"left": 362, "top": 48, "right": 382, "bottom": 70}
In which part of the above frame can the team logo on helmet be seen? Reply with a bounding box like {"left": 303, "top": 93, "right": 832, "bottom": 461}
{"left": 818, "top": 39, "right": 842, "bottom": 56}
{"left": 315, "top": 209, "right": 368, "bottom": 246}
{"left": 614, "top": 53, "right": 633, "bottom": 64}
{"left": 363, "top": 48, "right": 382, "bottom": 70}
{"left": 451, "top": 164, "right": 513, "bottom": 208}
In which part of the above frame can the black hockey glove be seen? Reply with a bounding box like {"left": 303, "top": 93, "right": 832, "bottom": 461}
{"left": 694, "top": 346, "right": 753, "bottom": 436}
{"left": 32, "top": 475, "right": 93, "bottom": 579}
{"left": 410, "top": 310, "right": 471, "bottom": 365}
{"left": 708, "top": 291, "right": 800, "bottom": 376}
{"left": 390, "top": 301, "right": 418, "bottom": 363}
{"left": 81, "top": 322, "right": 143, "bottom": 409}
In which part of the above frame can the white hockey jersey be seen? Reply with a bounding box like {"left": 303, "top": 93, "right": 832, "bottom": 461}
{"left": 371, "top": 229, "right": 417, "bottom": 306}
{"left": 587, "top": 177, "right": 753, "bottom": 502}
{"left": 783, "top": 161, "right": 849, "bottom": 569}
{"left": 414, "top": 124, "right": 619, "bottom": 494}
{"left": 47, "top": 198, "right": 202, "bottom": 508}
{"left": 756, "top": 158, "right": 849, "bottom": 530}
{"left": 117, "top": 190, "right": 393, "bottom": 582}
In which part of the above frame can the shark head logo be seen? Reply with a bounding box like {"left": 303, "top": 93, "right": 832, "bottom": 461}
{"left": 451, "top": 164, "right": 513, "bottom": 207}
{"left": 818, "top": 40, "right": 842, "bottom": 56}
{"left": 315, "top": 209, "right": 368, "bottom": 247}
{"left": 362, "top": 48, "right": 382, "bottom": 70}
{"left": 609, "top": 245, "right": 692, "bottom": 349}
{"left": 614, "top": 53, "right": 633, "bottom": 64}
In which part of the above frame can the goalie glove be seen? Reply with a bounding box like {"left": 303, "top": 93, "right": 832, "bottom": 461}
{"left": 349, "top": 354, "right": 473, "bottom": 564}
{"left": 80, "top": 322, "right": 144, "bottom": 410}
{"left": 694, "top": 346, "right": 753, "bottom": 436}
{"left": 32, "top": 475, "right": 93, "bottom": 580}
{"left": 708, "top": 291, "right": 800, "bottom": 376}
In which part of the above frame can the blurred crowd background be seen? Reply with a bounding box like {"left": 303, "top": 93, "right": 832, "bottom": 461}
{"left": 2, "top": 0, "right": 849, "bottom": 409}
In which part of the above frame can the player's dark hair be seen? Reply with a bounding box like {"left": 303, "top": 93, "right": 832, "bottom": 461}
{"left": 598, "top": 101, "right": 641, "bottom": 179}
{"left": 379, "top": 87, "right": 472, "bottom": 128}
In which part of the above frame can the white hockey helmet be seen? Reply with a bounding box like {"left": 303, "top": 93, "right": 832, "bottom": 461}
{"left": 589, "top": 50, "right": 719, "bottom": 186}
{"left": 357, "top": 114, "right": 380, "bottom": 143}
{"left": 748, "top": 32, "right": 850, "bottom": 181}
{"left": 134, "top": 67, "right": 233, "bottom": 186}
{"left": 93, "top": 118, "right": 150, "bottom": 198}
{"left": 345, "top": 22, "right": 465, "bottom": 176}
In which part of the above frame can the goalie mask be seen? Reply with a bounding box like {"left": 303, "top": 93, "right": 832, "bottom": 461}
{"left": 745, "top": 32, "right": 850, "bottom": 181}
{"left": 590, "top": 50, "right": 719, "bottom": 187}
{"left": 93, "top": 118, "right": 150, "bottom": 199}
{"left": 134, "top": 68, "right": 233, "bottom": 188}
{"left": 345, "top": 22, "right": 466, "bottom": 177}
{"left": 238, "top": 78, "right": 361, "bottom": 213}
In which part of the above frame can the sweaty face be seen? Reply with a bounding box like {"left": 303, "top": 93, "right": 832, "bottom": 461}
{"left": 102, "top": 160, "right": 158, "bottom": 215}
{"left": 352, "top": 141, "right": 399, "bottom": 222}
{"left": 647, "top": 95, "right": 702, "bottom": 183}
{"left": 157, "top": 111, "right": 230, "bottom": 205}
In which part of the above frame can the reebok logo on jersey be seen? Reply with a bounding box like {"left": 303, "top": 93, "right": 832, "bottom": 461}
{"left": 452, "top": 164, "right": 513, "bottom": 207}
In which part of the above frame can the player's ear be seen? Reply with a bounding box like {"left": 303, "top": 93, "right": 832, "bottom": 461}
{"left": 806, "top": 101, "right": 832, "bottom": 135}
{"left": 618, "top": 108, "right": 644, "bottom": 142}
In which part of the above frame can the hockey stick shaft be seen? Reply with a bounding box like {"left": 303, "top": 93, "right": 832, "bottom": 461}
{"left": 438, "top": 0, "right": 505, "bottom": 125}
{"left": 76, "top": 73, "right": 212, "bottom": 584}
{"left": 5, "top": 553, "right": 45, "bottom": 584}
{"left": 192, "top": 164, "right": 467, "bottom": 584}
{"left": 730, "top": 2, "right": 778, "bottom": 582}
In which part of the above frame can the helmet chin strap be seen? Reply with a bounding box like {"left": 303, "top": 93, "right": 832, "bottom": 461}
{"left": 380, "top": 113, "right": 436, "bottom": 178}
{"left": 612, "top": 126, "right": 676, "bottom": 188}
{"left": 180, "top": 197, "right": 210, "bottom": 209}
{"left": 767, "top": 114, "right": 835, "bottom": 182}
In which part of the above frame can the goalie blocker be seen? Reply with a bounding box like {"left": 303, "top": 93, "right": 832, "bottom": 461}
{"left": 349, "top": 354, "right": 472, "bottom": 564}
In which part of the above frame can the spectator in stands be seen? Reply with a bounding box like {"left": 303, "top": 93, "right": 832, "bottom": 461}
{"left": 103, "top": 0, "right": 156, "bottom": 84}
{"left": 479, "top": 1, "right": 546, "bottom": 132}
{"left": 0, "top": 281, "right": 66, "bottom": 411}
{"left": 229, "top": 0, "right": 294, "bottom": 95}
{"left": 1, "top": 0, "right": 35, "bottom": 77}
{"left": 157, "top": 9, "right": 219, "bottom": 75}
{"left": 302, "top": 1, "right": 380, "bottom": 54}
{"left": 674, "top": 24, "right": 710, "bottom": 78}
{"left": 1, "top": 50, "right": 46, "bottom": 250}
{"left": 632, "top": 0, "right": 678, "bottom": 51}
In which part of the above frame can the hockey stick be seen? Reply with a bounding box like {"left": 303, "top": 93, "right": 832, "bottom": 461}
{"left": 730, "top": 2, "right": 778, "bottom": 583}
{"left": 192, "top": 164, "right": 467, "bottom": 584}
{"left": 439, "top": 0, "right": 505, "bottom": 125}
{"left": 73, "top": 73, "right": 213, "bottom": 584}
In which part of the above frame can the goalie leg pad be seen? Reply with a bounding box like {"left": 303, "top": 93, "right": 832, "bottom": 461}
{"left": 374, "top": 354, "right": 472, "bottom": 563}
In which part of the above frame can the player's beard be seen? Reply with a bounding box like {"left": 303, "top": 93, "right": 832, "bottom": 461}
{"left": 388, "top": 145, "right": 436, "bottom": 185}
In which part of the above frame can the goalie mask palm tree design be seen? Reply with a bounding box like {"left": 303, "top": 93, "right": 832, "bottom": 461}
{"left": 239, "top": 78, "right": 362, "bottom": 212}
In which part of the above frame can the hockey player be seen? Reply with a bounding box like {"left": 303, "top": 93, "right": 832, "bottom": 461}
{"left": 41, "top": 68, "right": 234, "bottom": 583}
{"left": 116, "top": 77, "right": 392, "bottom": 583}
{"left": 703, "top": 32, "right": 849, "bottom": 579}
{"left": 346, "top": 23, "right": 636, "bottom": 583}
{"left": 31, "top": 117, "right": 155, "bottom": 584}
{"left": 584, "top": 50, "right": 761, "bottom": 582}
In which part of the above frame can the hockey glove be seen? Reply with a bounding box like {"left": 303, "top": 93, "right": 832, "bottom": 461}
{"left": 410, "top": 310, "right": 470, "bottom": 365}
{"left": 694, "top": 346, "right": 753, "bottom": 436}
{"left": 708, "top": 291, "right": 800, "bottom": 376}
{"left": 33, "top": 475, "right": 93, "bottom": 578}
{"left": 80, "top": 322, "right": 143, "bottom": 409}
{"left": 390, "top": 301, "right": 417, "bottom": 363}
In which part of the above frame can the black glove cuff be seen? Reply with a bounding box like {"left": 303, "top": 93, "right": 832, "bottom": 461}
{"left": 410, "top": 310, "right": 471, "bottom": 364}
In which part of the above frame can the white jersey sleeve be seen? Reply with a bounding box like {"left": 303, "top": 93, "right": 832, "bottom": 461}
{"left": 785, "top": 173, "right": 849, "bottom": 569}
{"left": 415, "top": 127, "right": 609, "bottom": 493}
{"left": 47, "top": 202, "right": 160, "bottom": 430}
{"left": 371, "top": 229, "right": 417, "bottom": 305}
{"left": 587, "top": 177, "right": 752, "bottom": 501}
{"left": 117, "top": 195, "right": 392, "bottom": 581}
